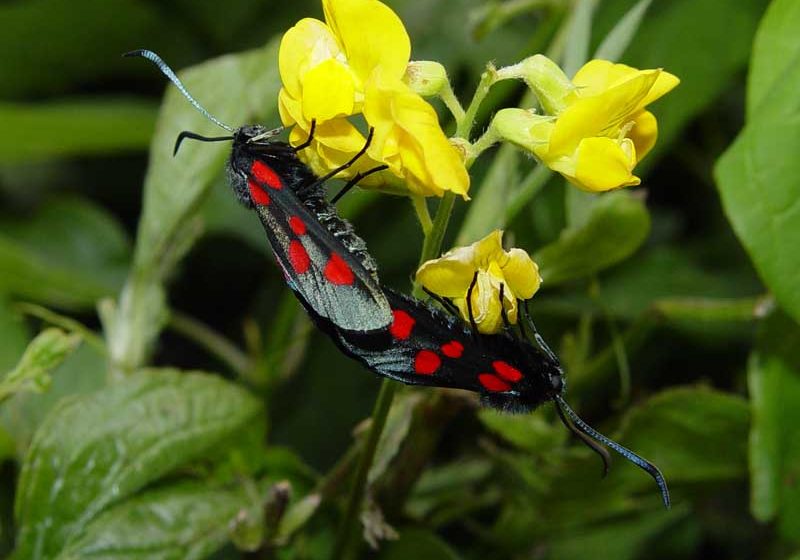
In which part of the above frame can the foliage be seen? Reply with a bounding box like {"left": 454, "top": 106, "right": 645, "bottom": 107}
{"left": 0, "top": 0, "right": 797, "bottom": 558}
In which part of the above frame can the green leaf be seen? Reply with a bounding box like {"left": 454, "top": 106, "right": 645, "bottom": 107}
{"left": 0, "top": 295, "right": 30, "bottom": 373}
{"left": 548, "top": 507, "right": 684, "bottom": 560}
{"left": 619, "top": 387, "right": 750, "bottom": 485}
{"left": 0, "top": 328, "right": 81, "bottom": 404}
{"left": 368, "top": 393, "right": 422, "bottom": 484}
{"left": 1, "top": 343, "right": 107, "bottom": 460}
{"left": 378, "top": 528, "right": 461, "bottom": 560}
{"left": 561, "top": 0, "right": 597, "bottom": 77}
{"left": 0, "top": 196, "right": 130, "bottom": 310}
{"left": 58, "top": 483, "right": 250, "bottom": 560}
{"left": 478, "top": 409, "right": 565, "bottom": 453}
{"left": 534, "top": 191, "right": 650, "bottom": 285}
{"left": 0, "top": 100, "right": 157, "bottom": 164}
{"left": 714, "top": 1, "right": 800, "bottom": 324}
{"left": 13, "top": 369, "right": 264, "bottom": 559}
{"left": 747, "top": 0, "right": 800, "bottom": 118}
{"left": 748, "top": 312, "right": 800, "bottom": 541}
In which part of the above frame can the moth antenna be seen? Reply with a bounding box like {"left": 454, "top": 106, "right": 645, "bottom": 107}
{"left": 173, "top": 131, "right": 234, "bottom": 156}
{"left": 523, "top": 299, "right": 558, "bottom": 363}
{"left": 555, "top": 396, "right": 671, "bottom": 509}
{"left": 124, "top": 49, "right": 234, "bottom": 132}
{"left": 553, "top": 399, "right": 611, "bottom": 477}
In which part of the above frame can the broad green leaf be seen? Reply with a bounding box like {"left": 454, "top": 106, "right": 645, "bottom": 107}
{"left": 548, "top": 507, "right": 684, "bottom": 560}
{"left": 478, "top": 409, "right": 565, "bottom": 453}
{"left": 14, "top": 369, "right": 264, "bottom": 559}
{"left": 619, "top": 387, "right": 750, "bottom": 485}
{"left": 58, "top": 483, "right": 250, "bottom": 560}
{"left": 538, "top": 247, "right": 762, "bottom": 321}
{"left": 714, "top": 62, "right": 800, "bottom": 323}
{"left": 747, "top": 0, "right": 800, "bottom": 118}
{"left": 106, "top": 39, "right": 281, "bottom": 373}
{"left": 0, "top": 343, "right": 106, "bottom": 460}
{"left": 0, "top": 329, "right": 81, "bottom": 404}
{"left": 534, "top": 191, "right": 650, "bottom": 285}
{"left": 0, "top": 100, "right": 157, "bottom": 164}
{"left": 0, "top": 196, "right": 130, "bottom": 310}
{"left": 378, "top": 528, "right": 461, "bottom": 560}
{"left": 748, "top": 312, "right": 800, "bottom": 541}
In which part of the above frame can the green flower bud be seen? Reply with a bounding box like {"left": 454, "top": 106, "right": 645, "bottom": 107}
{"left": 497, "top": 54, "right": 573, "bottom": 114}
{"left": 403, "top": 60, "right": 450, "bottom": 97}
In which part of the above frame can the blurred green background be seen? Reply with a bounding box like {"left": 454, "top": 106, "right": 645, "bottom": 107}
{"left": 2, "top": 0, "right": 800, "bottom": 558}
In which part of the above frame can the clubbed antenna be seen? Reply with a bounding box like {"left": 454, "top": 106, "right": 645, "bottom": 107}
{"left": 124, "top": 49, "right": 234, "bottom": 132}
{"left": 554, "top": 395, "right": 671, "bottom": 509}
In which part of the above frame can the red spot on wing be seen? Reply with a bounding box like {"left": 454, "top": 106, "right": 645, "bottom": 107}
{"left": 288, "top": 240, "right": 311, "bottom": 274}
{"left": 441, "top": 340, "right": 464, "bottom": 359}
{"left": 251, "top": 160, "right": 283, "bottom": 190}
{"left": 324, "top": 253, "right": 354, "bottom": 285}
{"left": 493, "top": 360, "right": 523, "bottom": 382}
{"left": 414, "top": 350, "right": 441, "bottom": 375}
{"left": 390, "top": 309, "right": 415, "bottom": 340}
{"left": 248, "top": 180, "right": 271, "bottom": 205}
{"left": 478, "top": 373, "right": 511, "bottom": 392}
{"left": 289, "top": 216, "right": 307, "bottom": 236}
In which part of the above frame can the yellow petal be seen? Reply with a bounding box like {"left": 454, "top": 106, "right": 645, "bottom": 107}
{"left": 573, "top": 60, "right": 642, "bottom": 95}
{"left": 301, "top": 58, "right": 357, "bottom": 122}
{"left": 572, "top": 136, "right": 640, "bottom": 192}
{"left": 364, "top": 76, "right": 469, "bottom": 198}
{"left": 501, "top": 248, "right": 541, "bottom": 299}
{"left": 639, "top": 70, "right": 680, "bottom": 108}
{"left": 549, "top": 70, "right": 660, "bottom": 156}
{"left": 279, "top": 18, "right": 341, "bottom": 100}
{"left": 471, "top": 230, "right": 506, "bottom": 267}
{"left": 278, "top": 88, "right": 301, "bottom": 127}
{"left": 454, "top": 271, "right": 504, "bottom": 334}
{"left": 629, "top": 109, "right": 658, "bottom": 161}
{"left": 323, "top": 0, "right": 410, "bottom": 80}
{"left": 416, "top": 257, "right": 477, "bottom": 298}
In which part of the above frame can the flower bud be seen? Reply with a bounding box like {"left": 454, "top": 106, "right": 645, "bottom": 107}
{"left": 404, "top": 60, "right": 450, "bottom": 97}
{"left": 497, "top": 54, "right": 573, "bottom": 114}
{"left": 491, "top": 108, "right": 553, "bottom": 152}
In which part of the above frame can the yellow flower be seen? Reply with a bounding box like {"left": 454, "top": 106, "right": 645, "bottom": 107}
{"left": 278, "top": 0, "right": 469, "bottom": 197}
{"left": 495, "top": 58, "right": 679, "bottom": 192}
{"left": 416, "top": 230, "right": 541, "bottom": 334}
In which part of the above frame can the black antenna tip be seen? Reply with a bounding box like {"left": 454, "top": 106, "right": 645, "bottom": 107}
{"left": 122, "top": 49, "right": 146, "bottom": 59}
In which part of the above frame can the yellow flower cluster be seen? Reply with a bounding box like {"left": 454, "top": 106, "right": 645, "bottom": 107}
{"left": 494, "top": 55, "right": 679, "bottom": 192}
{"left": 280, "top": 0, "right": 679, "bottom": 333}
{"left": 278, "top": 0, "right": 469, "bottom": 198}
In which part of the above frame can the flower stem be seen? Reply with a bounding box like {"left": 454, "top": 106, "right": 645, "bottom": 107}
{"left": 439, "top": 81, "right": 466, "bottom": 123}
{"left": 333, "top": 379, "right": 398, "bottom": 560}
{"left": 457, "top": 65, "right": 498, "bottom": 139}
{"left": 411, "top": 195, "right": 433, "bottom": 236}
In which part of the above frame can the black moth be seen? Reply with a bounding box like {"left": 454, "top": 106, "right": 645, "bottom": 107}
{"left": 302, "top": 280, "right": 671, "bottom": 509}
{"left": 127, "top": 49, "right": 670, "bottom": 509}
{"left": 127, "top": 49, "right": 392, "bottom": 333}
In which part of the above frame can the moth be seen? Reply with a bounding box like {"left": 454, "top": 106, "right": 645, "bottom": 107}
{"left": 127, "top": 49, "right": 392, "bottom": 333}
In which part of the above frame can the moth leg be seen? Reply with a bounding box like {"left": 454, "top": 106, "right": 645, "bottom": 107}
{"left": 422, "top": 287, "right": 461, "bottom": 317}
{"left": 330, "top": 164, "right": 389, "bottom": 204}
{"left": 498, "top": 284, "right": 515, "bottom": 336}
{"left": 301, "top": 127, "right": 376, "bottom": 193}
{"left": 293, "top": 119, "right": 317, "bottom": 152}
{"left": 466, "top": 271, "right": 479, "bottom": 337}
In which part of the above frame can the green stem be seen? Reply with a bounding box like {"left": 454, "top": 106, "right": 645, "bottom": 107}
{"left": 457, "top": 67, "right": 498, "bottom": 139}
{"left": 411, "top": 195, "right": 433, "bottom": 235}
{"left": 333, "top": 380, "right": 398, "bottom": 560}
{"left": 439, "top": 81, "right": 466, "bottom": 123}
